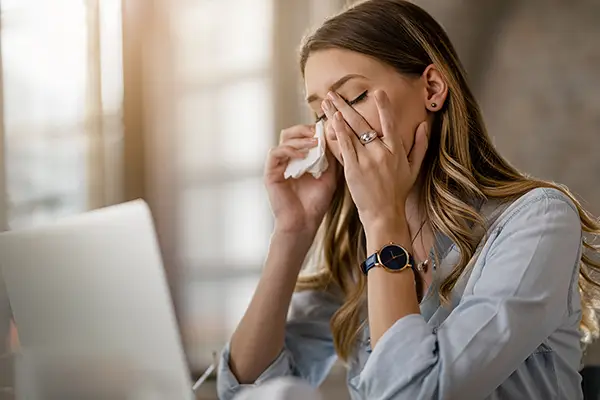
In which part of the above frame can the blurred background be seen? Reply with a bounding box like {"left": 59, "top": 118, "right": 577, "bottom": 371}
{"left": 0, "top": 0, "right": 598, "bottom": 399}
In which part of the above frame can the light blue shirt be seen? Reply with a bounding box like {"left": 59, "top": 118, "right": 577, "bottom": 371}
{"left": 217, "top": 188, "right": 584, "bottom": 399}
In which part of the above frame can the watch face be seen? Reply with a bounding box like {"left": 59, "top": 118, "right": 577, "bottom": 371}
{"left": 379, "top": 244, "right": 409, "bottom": 271}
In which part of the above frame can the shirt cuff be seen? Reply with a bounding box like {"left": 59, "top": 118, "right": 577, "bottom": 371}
{"left": 216, "top": 342, "right": 295, "bottom": 400}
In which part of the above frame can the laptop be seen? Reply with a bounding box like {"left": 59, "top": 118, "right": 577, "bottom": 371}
{"left": 0, "top": 200, "right": 195, "bottom": 399}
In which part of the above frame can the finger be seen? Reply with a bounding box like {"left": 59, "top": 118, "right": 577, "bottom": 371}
{"left": 332, "top": 111, "right": 359, "bottom": 165}
{"left": 282, "top": 137, "right": 318, "bottom": 150}
{"left": 407, "top": 121, "right": 430, "bottom": 178}
{"left": 279, "top": 125, "right": 315, "bottom": 144}
{"left": 265, "top": 145, "right": 308, "bottom": 171}
{"left": 327, "top": 91, "right": 372, "bottom": 139}
{"left": 333, "top": 111, "right": 363, "bottom": 151}
{"left": 321, "top": 99, "right": 336, "bottom": 122}
{"left": 374, "top": 90, "right": 400, "bottom": 152}
{"left": 324, "top": 98, "right": 386, "bottom": 153}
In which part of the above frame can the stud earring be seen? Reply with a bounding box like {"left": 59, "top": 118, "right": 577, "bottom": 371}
{"left": 430, "top": 102, "right": 437, "bottom": 108}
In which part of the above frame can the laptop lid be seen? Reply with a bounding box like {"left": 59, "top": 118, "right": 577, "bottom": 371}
{"left": 0, "top": 200, "right": 193, "bottom": 399}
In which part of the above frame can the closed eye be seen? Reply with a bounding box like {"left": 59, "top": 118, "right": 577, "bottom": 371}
{"left": 348, "top": 90, "right": 368, "bottom": 106}
{"left": 315, "top": 90, "right": 369, "bottom": 122}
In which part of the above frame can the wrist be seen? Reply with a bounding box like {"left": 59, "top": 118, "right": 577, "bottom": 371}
{"left": 363, "top": 217, "right": 412, "bottom": 255}
{"left": 360, "top": 203, "right": 406, "bottom": 232}
{"left": 273, "top": 223, "right": 317, "bottom": 243}
{"left": 263, "top": 232, "right": 314, "bottom": 281}
{"left": 270, "top": 227, "right": 316, "bottom": 260}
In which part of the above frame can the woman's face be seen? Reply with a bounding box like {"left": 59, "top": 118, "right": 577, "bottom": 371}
{"left": 304, "top": 48, "right": 430, "bottom": 165}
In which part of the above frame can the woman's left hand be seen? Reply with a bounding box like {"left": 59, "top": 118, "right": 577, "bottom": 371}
{"left": 321, "top": 90, "right": 430, "bottom": 232}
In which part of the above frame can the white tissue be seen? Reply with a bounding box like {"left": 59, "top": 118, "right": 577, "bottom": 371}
{"left": 284, "top": 120, "right": 329, "bottom": 179}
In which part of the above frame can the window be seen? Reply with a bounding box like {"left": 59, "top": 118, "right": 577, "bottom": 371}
{"left": 0, "top": 0, "right": 124, "bottom": 373}
{"left": 170, "top": 0, "right": 275, "bottom": 370}
{"left": 165, "top": 0, "right": 348, "bottom": 372}
{"left": 1, "top": 0, "right": 123, "bottom": 230}
{"left": 0, "top": 0, "right": 344, "bottom": 378}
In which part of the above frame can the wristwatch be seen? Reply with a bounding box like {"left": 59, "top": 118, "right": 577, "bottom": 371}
{"left": 360, "top": 242, "right": 416, "bottom": 276}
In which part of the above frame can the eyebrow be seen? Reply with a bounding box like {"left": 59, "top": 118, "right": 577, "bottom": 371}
{"left": 306, "top": 74, "right": 366, "bottom": 103}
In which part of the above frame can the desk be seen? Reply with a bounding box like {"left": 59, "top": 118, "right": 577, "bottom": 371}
{"left": 0, "top": 352, "right": 196, "bottom": 400}
{"left": 1, "top": 355, "right": 350, "bottom": 399}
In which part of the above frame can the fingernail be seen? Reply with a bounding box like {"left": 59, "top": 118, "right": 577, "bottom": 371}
{"left": 327, "top": 92, "right": 336, "bottom": 101}
{"left": 321, "top": 100, "right": 330, "bottom": 111}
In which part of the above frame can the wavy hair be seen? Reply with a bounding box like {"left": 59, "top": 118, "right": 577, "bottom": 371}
{"left": 296, "top": 0, "right": 600, "bottom": 362}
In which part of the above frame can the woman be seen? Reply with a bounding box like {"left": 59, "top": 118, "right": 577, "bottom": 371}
{"left": 217, "top": 1, "right": 600, "bottom": 399}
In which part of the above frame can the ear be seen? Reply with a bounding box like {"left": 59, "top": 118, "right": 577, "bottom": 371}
{"left": 422, "top": 64, "right": 448, "bottom": 112}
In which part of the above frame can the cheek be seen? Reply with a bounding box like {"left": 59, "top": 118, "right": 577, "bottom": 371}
{"left": 382, "top": 96, "right": 426, "bottom": 152}
{"left": 398, "top": 120, "right": 417, "bottom": 151}
{"left": 357, "top": 104, "right": 382, "bottom": 134}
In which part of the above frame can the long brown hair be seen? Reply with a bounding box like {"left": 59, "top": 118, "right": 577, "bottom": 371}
{"left": 296, "top": 0, "right": 600, "bottom": 362}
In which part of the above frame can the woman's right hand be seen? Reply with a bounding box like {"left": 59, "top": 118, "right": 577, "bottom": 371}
{"left": 265, "top": 124, "right": 338, "bottom": 236}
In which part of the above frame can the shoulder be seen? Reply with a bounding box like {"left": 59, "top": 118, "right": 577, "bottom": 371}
{"left": 506, "top": 186, "right": 577, "bottom": 215}
{"left": 484, "top": 187, "right": 580, "bottom": 234}
{"left": 475, "top": 187, "right": 583, "bottom": 275}
{"left": 471, "top": 187, "right": 584, "bottom": 315}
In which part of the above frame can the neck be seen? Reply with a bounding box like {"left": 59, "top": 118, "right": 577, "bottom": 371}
{"left": 404, "top": 176, "right": 434, "bottom": 261}
{"left": 405, "top": 178, "right": 425, "bottom": 229}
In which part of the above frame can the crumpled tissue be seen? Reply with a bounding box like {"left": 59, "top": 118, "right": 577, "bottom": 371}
{"left": 284, "top": 120, "right": 329, "bottom": 179}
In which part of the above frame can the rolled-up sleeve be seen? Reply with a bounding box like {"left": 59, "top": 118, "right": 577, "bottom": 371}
{"left": 356, "top": 189, "right": 582, "bottom": 399}
{"left": 216, "top": 289, "right": 340, "bottom": 399}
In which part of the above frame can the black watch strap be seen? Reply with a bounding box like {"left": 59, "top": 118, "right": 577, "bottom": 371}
{"left": 360, "top": 244, "right": 416, "bottom": 276}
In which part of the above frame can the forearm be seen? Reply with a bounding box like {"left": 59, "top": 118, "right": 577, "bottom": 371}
{"left": 365, "top": 220, "right": 421, "bottom": 348}
{"left": 229, "top": 229, "right": 315, "bottom": 383}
